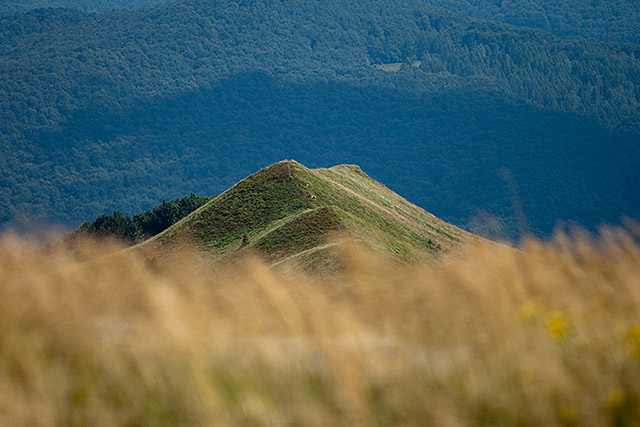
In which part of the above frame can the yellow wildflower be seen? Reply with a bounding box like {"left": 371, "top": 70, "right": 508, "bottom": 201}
{"left": 546, "top": 310, "right": 568, "bottom": 340}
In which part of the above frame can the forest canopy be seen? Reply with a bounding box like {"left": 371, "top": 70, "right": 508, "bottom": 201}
{"left": 1, "top": 0, "right": 639, "bottom": 240}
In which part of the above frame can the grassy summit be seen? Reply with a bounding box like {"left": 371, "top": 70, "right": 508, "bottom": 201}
{"left": 142, "top": 160, "right": 471, "bottom": 266}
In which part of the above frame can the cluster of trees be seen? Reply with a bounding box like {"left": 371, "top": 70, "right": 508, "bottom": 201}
{"left": 73, "top": 193, "right": 211, "bottom": 244}
{"left": 0, "top": 0, "right": 639, "bottom": 239}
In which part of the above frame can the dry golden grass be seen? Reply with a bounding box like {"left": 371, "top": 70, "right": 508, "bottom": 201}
{"left": 1, "top": 227, "right": 640, "bottom": 426}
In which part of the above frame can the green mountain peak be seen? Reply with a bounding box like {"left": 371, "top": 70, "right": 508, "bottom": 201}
{"left": 141, "top": 160, "right": 473, "bottom": 267}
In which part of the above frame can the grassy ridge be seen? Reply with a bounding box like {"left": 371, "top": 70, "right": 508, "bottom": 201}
{"left": 254, "top": 207, "right": 345, "bottom": 262}
{"left": 157, "top": 161, "right": 314, "bottom": 252}
{"left": 145, "top": 160, "right": 471, "bottom": 265}
{"left": 2, "top": 227, "right": 640, "bottom": 425}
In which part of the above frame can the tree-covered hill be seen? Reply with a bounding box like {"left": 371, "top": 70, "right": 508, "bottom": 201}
{"left": 2, "top": 1, "right": 639, "bottom": 130}
{"left": 1, "top": 0, "right": 639, "bottom": 240}
{"left": 0, "top": 0, "right": 169, "bottom": 17}
{"left": 429, "top": 0, "right": 640, "bottom": 44}
{"left": 4, "top": 0, "right": 638, "bottom": 45}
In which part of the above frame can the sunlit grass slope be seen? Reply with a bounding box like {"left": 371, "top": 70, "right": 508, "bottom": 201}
{"left": 142, "top": 160, "right": 471, "bottom": 265}
{"left": 1, "top": 227, "right": 640, "bottom": 426}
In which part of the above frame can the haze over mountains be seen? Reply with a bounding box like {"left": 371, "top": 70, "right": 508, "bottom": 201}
{"left": 1, "top": 0, "right": 639, "bottom": 240}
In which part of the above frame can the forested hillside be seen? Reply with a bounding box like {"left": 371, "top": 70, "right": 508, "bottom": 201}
{"left": 0, "top": 0, "right": 168, "bottom": 17}
{"left": 4, "top": 0, "right": 638, "bottom": 44}
{"left": 1, "top": 0, "right": 639, "bottom": 239}
{"left": 429, "top": 0, "right": 640, "bottom": 44}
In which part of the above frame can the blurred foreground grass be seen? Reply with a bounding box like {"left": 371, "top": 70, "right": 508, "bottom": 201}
{"left": 1, "top": 227, "right": 640, "bottom": 426}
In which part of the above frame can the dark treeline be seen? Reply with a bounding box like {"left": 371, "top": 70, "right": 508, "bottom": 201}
{"left": 72, "top": 193, "right": 211, "bottom": 244}
{"left": 1, "top": 0, "right": 639, "bottom": 240}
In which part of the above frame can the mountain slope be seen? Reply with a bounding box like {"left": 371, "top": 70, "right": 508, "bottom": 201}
{"left": 142, "top": 161, "right": 470, "bottom": 265}
{"left": 0, "top": 0, "right": 168, "bottom": 17}
{"left": 428, "top": 0, "right": 640, "bottom": 44}
{"left": 4, "top": 0, "right": 638, "bottom": 45}
{"left": 1, "top": 0, "right": 639, "bottom": 239}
